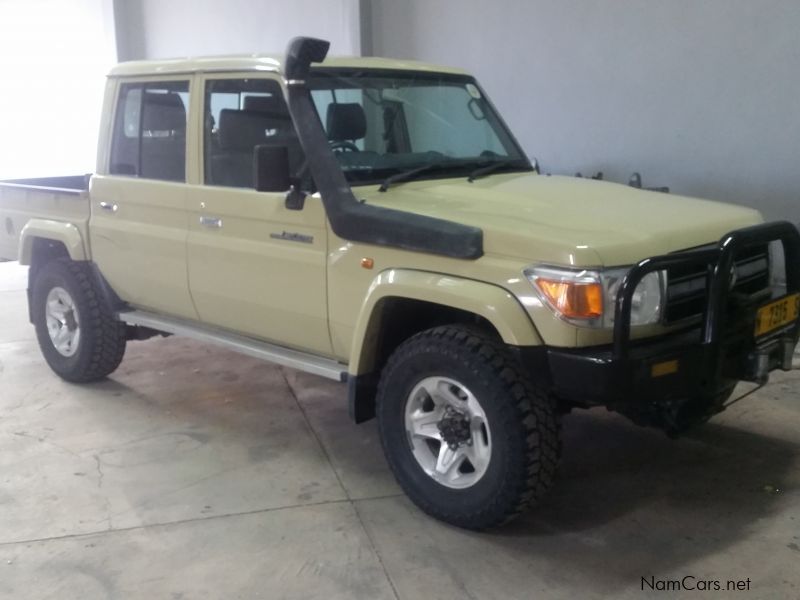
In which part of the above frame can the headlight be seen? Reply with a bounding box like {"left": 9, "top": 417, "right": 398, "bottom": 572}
{"left": 601, "top": 268, "right": 666, "bottom": 326}
{"left": 524, "top": 265, "right": 667, "bottom": 328}
{"left": 768, "top": 240, "right": 785, "bottom": 288}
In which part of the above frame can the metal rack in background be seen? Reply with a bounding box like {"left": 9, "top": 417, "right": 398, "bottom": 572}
{"left": 572, "top": 170, "right": 670, "bottom": 193}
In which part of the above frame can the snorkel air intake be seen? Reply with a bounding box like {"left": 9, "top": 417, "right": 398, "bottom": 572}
{"left": 283, "top": 37, "right": 483, "bottom": 259}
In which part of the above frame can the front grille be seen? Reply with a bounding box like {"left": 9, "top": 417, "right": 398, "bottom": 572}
{"left": 664, "top": 244, "right": 770, "bottom": 324}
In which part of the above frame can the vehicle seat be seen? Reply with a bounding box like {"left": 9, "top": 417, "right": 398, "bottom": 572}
{"left": 211, "top": 107, "right": 306, "bottom": 189}
{"left": 244, "top": 95, "right": 307, "bottom": 179}
{"left": 243, "top": 95, "right": 288, "bottom": 121}
{"left": 326, "top": 103, "right": 367, "bottom": 145}
{"left": 140, "top": 92, "right": 186, "bottom": 181}
{"left": 212, "top": 109, "right": 275, "bottom": 187}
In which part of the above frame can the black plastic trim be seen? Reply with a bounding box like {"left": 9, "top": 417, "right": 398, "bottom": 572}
{"left": 347, "top": 372, "right": 380, "bottom": 423}
{"left": 88, "top": 262, "right": 127, "bottom": 313}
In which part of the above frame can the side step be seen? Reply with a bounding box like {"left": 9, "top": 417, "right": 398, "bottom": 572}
{"left": 118, "top": 310, "right": 347, "bottom": 382}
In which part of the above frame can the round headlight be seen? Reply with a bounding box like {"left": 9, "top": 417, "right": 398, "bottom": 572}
{"left": 630, "top": 271, "right": 665, "bottom": 325}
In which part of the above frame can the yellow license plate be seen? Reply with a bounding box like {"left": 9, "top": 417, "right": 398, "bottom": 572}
{"left": 754, "top": 293, "right": 800, "bottom": 338}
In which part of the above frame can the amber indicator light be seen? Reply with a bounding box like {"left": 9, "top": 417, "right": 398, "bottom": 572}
{"left": 651, "top": 360, "right": 679, "bottom": 378}
{"left": 534, "top": 279, "right": 603, "bottom": 319}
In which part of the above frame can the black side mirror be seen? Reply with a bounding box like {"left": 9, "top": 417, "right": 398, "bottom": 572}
{"left": 254, "top": 145, "right": 291, "bottom": 192}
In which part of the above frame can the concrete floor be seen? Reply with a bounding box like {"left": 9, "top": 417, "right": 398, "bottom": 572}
{"left": 1, "top": 260, "right": 799, "bottom": 600}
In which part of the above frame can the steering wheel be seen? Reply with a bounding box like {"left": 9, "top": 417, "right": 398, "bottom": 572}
{"left": 330, "top": 140, "right": 360, "bottom": 153}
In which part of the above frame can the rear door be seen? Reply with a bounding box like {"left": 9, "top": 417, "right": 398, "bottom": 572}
{"left": 90, "top": 77, "right": 198, "bottom": 319}
{"left": 185, "top": 74, "right": 331, "bottom": 354}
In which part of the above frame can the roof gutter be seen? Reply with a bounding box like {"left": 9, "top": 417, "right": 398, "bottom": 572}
{"left": 283, "top": 37, "right": 483, "bottom": 260}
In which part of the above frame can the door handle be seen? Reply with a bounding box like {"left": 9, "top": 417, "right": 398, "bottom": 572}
{"left": 99, "top": 201, "right": 118, "bottom": 213}
{"left": 199, "top": 216, "right": 223, "bottom": 229}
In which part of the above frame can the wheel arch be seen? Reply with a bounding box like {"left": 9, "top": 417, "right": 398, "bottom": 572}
{"left": 22, "top": 225, "right": 95, "bottom": 324}
{"left": 19, "top": 220, "right": 88, "bottom": 266}
{"left": 347, "top": 269, "right": 543, "bottom": 423}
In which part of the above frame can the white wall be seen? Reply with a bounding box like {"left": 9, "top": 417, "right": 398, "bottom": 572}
{"left": 367, "top": 0, "right": 800, "bottom": 222}
{"left": 115, "top": 0, "right": 362, "bottom": 60}
{"left": 0, "top": 0, "right": 117, "bottom": 179}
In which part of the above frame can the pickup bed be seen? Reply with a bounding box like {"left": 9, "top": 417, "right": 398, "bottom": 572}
{"left": 1, "top": 36, "right": 799, "bottom": 530}
{"left": 0, "top": 176, "right": 89, "bottom": 263}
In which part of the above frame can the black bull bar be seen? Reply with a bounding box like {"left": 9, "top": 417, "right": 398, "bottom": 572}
{"left": 543, "top": 221, "right": 800, "bottom": 434}
{"left": 614, "top": 221, "right": 800, "bottom": 360}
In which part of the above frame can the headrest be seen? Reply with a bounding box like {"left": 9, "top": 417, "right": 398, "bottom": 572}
{"left": 218, "top": 109, "right": 274, "bottom": 151}
{"left": 142, "top": 92, "right": 186, "bottom": 133}
{"left": 243, "top": 95, "right": 284, "bottom": 114}
{"left": 326, "top": 103, "right": 366, "bottom": 141}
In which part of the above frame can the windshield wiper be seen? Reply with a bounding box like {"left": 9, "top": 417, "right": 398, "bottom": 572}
{"left": 467, "top": 160, "right": 520, "bottom": 183}
{"left": 378, "top": 162, "right": 449, "bottom": 192}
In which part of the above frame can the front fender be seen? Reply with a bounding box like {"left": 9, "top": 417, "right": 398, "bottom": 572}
{"left": 18, "top": 219, "right": 88, "bottom": 265}
{"left": 349, "top": 268, "right": 542, "bottom": 376}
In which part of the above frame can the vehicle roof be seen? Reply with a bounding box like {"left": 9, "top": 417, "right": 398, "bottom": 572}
{"left": 108, "top": 54, "right": 469, "bottom": 78}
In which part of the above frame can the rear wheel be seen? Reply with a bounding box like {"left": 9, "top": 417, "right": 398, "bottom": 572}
{"left": 32, "top": 258, "right": 127, "bottom": 382}
{"left": 377, "top": 325, "right": 560, "bottom": 529}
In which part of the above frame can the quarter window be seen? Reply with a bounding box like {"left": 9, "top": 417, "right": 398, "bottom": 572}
{"left": 109, "top": 81, "right": 189, "bottom": 182}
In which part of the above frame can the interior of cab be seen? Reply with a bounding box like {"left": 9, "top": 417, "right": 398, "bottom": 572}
{"left": 204, "top": 78, "right": 305, "bottom": 189}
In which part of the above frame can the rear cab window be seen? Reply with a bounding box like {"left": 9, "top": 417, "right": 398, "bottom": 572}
{"left": 109, "top": 80, "right": 190, "bottom": 182}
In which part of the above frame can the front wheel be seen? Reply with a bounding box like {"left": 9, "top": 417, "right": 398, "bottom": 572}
{"left": 376, "top": 325, "right": 561, "bottom": 529}
{"left": 32, "top": 258, "right": 127, "bottom": 383}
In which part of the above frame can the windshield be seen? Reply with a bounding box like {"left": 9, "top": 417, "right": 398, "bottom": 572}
{"left": 308, "top": 68, "right": 530, "bottom": 186}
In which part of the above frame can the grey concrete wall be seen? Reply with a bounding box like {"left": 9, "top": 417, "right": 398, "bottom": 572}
{"left": 367, "top": 0, "right": 800, "bottom": 222}
{"left": 114, "top": 0, "right": 362, "bottom": 60}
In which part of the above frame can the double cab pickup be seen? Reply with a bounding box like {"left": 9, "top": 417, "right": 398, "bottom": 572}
{"left": 1, "top": 37, "right": 798, "bottom": 528}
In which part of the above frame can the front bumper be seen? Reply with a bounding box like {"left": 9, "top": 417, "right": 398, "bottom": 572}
{"left": 526, "top": 221, "right": 800, "bottom": 434}
{"left": 541, "top": 328, "right": 796, "bottom": 433}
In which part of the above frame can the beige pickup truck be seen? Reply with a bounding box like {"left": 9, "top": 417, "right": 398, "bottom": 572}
{"left": 1, "top": 37, "right": 798, "bottom": 529}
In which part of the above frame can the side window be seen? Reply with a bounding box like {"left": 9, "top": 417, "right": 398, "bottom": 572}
{"left": 109, "top": 81, "right": 189, "bottom": 182}
{"left": 204, "top": 78, "right": 297, "bottom": 188}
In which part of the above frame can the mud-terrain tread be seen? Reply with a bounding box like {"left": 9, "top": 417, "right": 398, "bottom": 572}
{"left": 377, "top": 325, "right": 561, "bottom": 529}
{"left": 32, "top": 258, "right": 127, "bottom": 382}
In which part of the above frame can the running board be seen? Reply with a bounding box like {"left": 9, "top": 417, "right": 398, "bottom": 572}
{"left": 118, "top": 310, "right": 347, "bottom": 382}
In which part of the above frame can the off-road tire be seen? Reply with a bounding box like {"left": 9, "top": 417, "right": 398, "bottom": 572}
{"left": 32, "top": 258, "right": 127, "bottom": 382}
{"left": 376, "top": 325, "right": 561, "bottom": 529}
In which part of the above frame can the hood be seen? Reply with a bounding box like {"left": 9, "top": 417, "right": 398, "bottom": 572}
{"left": 359, "top": 173, "right": 763, "bottom": 266}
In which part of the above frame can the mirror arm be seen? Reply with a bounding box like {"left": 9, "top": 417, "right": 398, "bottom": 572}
{"left": 285, "top": 182, "right": 307, "bottom": 210}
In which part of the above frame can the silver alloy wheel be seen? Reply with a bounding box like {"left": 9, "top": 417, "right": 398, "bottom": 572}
{"left": 404, "top": 376, "right": 492, "bottom": 489}
{"left": 45, "top": 287, "right": 81, "bottom": 357}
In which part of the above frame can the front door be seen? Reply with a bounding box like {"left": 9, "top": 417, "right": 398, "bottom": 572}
{"left": 186, "top": 75, "right": 331, "bottom": 355}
